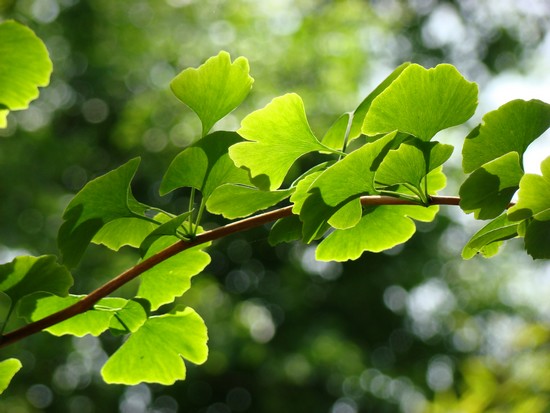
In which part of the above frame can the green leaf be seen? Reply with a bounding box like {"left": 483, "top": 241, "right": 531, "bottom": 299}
{"left": 508, "top": 156, "right": 550, "bottom": 221}
{"left": 462, "top": 214, "right": 519, "bottom": 259}
{"left": 138, "top": 237, "right": 211, "bottom": 311}
{"left": 101, "top": 308, "right": 208, "bottom": 385}
{"left": 108, "top": 299, "right": 149, "bottom": 336}
{"left": 300, "top": 132, "right": 398, "bottom": 242}
{"left": 362, "top": 64, "right": 478, "bottom": 141}
{"left": 18, "top": 294, "right": 146, "bottom": 337}
{"left": 327, "top": 199, "right": 362, "bottom": 229}
{"left": 58, "top": 158, "right": 145, "bottom": 267}
{"left": 375, "top": 139, "right": 453, "bottom": 198}
{"left": 316, "top": 204, "right": 438, "bottom": 261}
{"left": 348, "top": 62, "right": 411, "bottom": 141}
{"left": 92, "top": 217, "right": 159, "bottom": 251}
{"left": 524, "top": 220, "right": 550, "bottom": 259}
{"left": 0, "top": 21, "right": 52, "bottom": 128}
{"left": 459, "top": 152, "right": 524, "bottom": 220}
{"left": 268, "top": 215, "right": 303, "bottom": 246}
{"left": 321, "top": 113, "right": 351, "bottom": 152}
{"left": 160, "top": 131, "right": 250, "bottom": 199}
{"left": 0, "top": 358, "right": 22, "bottom": 394}
{"left": 139, "top": 213, "right": 191, "bottom": 254}
{"left": 170, "top": 51, "right": 253, "bottom": 136}
{"left": 0, "top": 255, "right": 72, "bottom": 305}
{"left": 462, "top": 99, "right": 550, "bottom": 173}
{"left": 230, "top": 93, "right": 329, "bottom": 190}
{"left": 206, "top": 184, "right": 293, "bottom": 219}
{"left": 290, "top": 171, "right": 324, "bottom": 214}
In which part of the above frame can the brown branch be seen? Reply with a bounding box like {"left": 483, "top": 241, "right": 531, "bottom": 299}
{"left": 0, "top": 195, "right": 460, "bottom": 349}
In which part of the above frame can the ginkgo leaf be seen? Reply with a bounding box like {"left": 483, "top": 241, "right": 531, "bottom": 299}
{"left": 171, "top": 51, "right": 253, "bottom": 136}
{"left": 160, "top": 131, "right": 250, "bottom": 198}
{"left": 230, "top": 93, "right": 330, "bottom": 190}
{"left": 92, "top": 217, "right": 158, "bottom": 251}
{"left": 300, "top": 132, "right": 398, "bottom": 242}
{"left": 524, "top": 220, "right": 550, "bottom": 259}
{"left": 508, "top": 156, "right": 550, "bottom": 222}
{"left": 459, "top": 152, "right": 523, "bottom": 220}
{"left": 375, "top": 139, "right": 453, "bottom": 198}
{"left": 101, "top": 308, "right": 208, "bottom": 385}
{"left": 18, "top": 294, "right": 146, "bottom": 337}
{"left": 268, "top": 215, "right": 303, "bottom": 246}
{"left": 137, "top": 237, "right": 211, "bottom": 311}
{"left": 348, "top": 62, "right": 411, "bottom": 141}
{"left": 0, "top": 21, "right": 52, "bottom": 128}
{"left": 316, "top": 204, "right": 438, "bottom": 261}
{"left": 58, "top": 158, "right": 147, "bottom": 267}
{"left": 0, "top": 359, "right": 22, "bottom": 394}
{"left": 139, "top": 213, "right": 191, "bottom": 254}
{"left": 462, "top": 99, "right": 550, "bottom": 173}
{"left": 0, "top": 255, "right": 72, "bottom": 305}
{"left": 206, "top": 184, "right": 293, "bottom": 219}
{"left": 462, "top": 214, "right": 519, "bottom": 259}
{"left": 108, "top": 299, "right": 149, "bottom": 335}
{"left": 362, "top": 64, "right": 478, "bottom": 141}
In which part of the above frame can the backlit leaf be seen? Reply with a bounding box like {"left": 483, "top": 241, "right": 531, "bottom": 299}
{"left": 268, "top": 215, "right": 303, "bottom": 246}
{"left": 0, "top": 359, "right": 22, "bottom": 394}
{"left": 206, "top": 184, "right": 293, "bottom": 219}
{"left": 462, "top": 99, "right": 550, "bottom": 173}
{"left": 230, "top": 93, "right": 329, "bottom": 190}
{"left": 462, "top": 214, "right": 519, "bottom": 259}
{"left": 101, "top": 308, "right": 208, "bottom": 385}
{"left": 58, "top": 158, "right": 147, "bottom": 267}
{"left": 524, "top": 220, "right": 550, "bottom": 259}
{"left": 508, "top": 156, "right": 550, "bottom": 222}
{"left": 460, "top": 152, "right": 523, "bottom": 220}
{"left": 0, "top": 255, "right": 72, "bottom": 305}
{"left": 0, "top": 21, "right": 52, "bottom": 128}
{"left": 160, "top": 131, "right": 250, "bottom": 199}
{"left": 138, "top": 237, "right": 210, "bottom": 311}
{"left": 92, "top": 217, "right": 158, "bottom": 251}
{"left": 139, "top": 213, "right": 191, "bottom": 254}
{"left": 362, "top": 64, "right": 478, "bottom": 141}
{"left": 170, "top": 51, "right": 253, "bottom": 136}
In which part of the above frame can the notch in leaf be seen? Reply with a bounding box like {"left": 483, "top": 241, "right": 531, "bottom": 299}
{"left": 171, "top": 51, "right": 254, "bottom": 137}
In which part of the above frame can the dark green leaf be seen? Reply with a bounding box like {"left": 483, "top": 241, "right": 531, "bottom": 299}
{"left": 462, "top": 214, "right": 519, "bottom": 259}
{"left": 460, "top": 152, "right": 524, "bottom": 219}
{"left": 170, "top": 51, "right": 253, "bottom": 136}
{"left": 462, "top": 99, "right": 550, "bottom": 173}
{"left": 58, "top": 158, "right": 146, "bottom": 267}
{"left": 206, "top": 184, "right": 293, "bottom": 219}
{"left": 268, "top": 215, "right": 303, "bottom": 246}
{"left": 230, "top": 93, "right": 330, "bottom": 190}
{"left": 101, "top": 308, "right": 208, "bottom": 385}
{"left": 0, "top": 21, "right": 52, "bottom": 128}
{"left": 160, "top": 131, "right": 250, "bottom": 199}
{"left": 524, "top": 220, "right": 550, "bottom": 259}
{"left": 0, "top": 255, "right": 72, "bottom": 305}
{"left": 362, "top": 64, "right": 478, "bottom": 141}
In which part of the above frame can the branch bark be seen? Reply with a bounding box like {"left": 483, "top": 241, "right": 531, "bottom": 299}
{"left": 0, "top": 195, "right": 460, "bottom": 349}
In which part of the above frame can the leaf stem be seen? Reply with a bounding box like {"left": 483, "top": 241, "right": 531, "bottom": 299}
{"left": 0, "top": 195, "right": 467, "bottom": 349}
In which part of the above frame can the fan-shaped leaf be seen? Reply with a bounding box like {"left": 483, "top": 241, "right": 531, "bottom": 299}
{"left": 171, "top": 51, "right": 253, "bottom": 136}
{"left": 0, "top": 359, "right": 22, "bottom": 394}
{"left": 462, "top": 214, "right": 519, "bottom": 259}
{"left": 101, "top": 308, "right": 208, "bottom": 385}
{"left": 508, "top": 156, "right": 550, "bottom": 222}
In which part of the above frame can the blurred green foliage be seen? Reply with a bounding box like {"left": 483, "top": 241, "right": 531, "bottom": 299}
{"left": 1, "top": 0, "right": 550, "bottom": 412}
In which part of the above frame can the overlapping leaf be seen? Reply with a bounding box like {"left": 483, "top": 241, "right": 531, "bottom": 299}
{"left": 92, "top": 217, "right": 158, "bottom": 251}
{"left": 161, "top": 131, "right": 250, "bottom": 199}
{"left": 170, "top": 51, "right": 253, "bottom": 136}
{"left": 508, "top": 156, "right": 550, "bottom": 222}
{"left": 462, "top": 214, "right": 519, "bottom": 259}
{"left": 299, "top": 132, "right": 398, "bottom": 242}
{"left": 58, "top": 158, "right": 148, "bottom": 267}
{"left": 18, "top": 294, "right": 147, "bottom": 336}
{"left": 0, "top": 359, "right": 22, "bottom": 394}
{"left": 0, "top": 21, "right": 52, "bottom": 128}
{"left": 101, "top": 308, "right": 208, "bottom": 385}
{"left": 462, "top": 99, "right": 550, "bottom": 173}
{"left": 459, "top": 152, "right": 523, "bottom": 220}
{"left": 0, "top": 255, "right": 72, "bottom": 305}
{"left": 206, "top": 185, "right": 293, "bottom": 219}
{"left": 137, "top": 236, "right": 210, "bottom": 311}
{"left": 362, "top": 64, "right": 478, "bottom": 141}
{"left": 230, "top": 93, "right": 330, "bottom": 190}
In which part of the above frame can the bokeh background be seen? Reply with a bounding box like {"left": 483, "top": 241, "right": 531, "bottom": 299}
{"left": 1, "top": 0, "right": 550, "bottom": 412}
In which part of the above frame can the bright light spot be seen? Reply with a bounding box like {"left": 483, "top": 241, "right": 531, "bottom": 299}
{"left": 82, "top": 99, "right": 109, "bottom": 123}
{"left": 300, "top": 246, "right": 342, "bottom": 280}
{"left": 31, "top": 0, "right": 60, "bottom": 23}
{"left": 26, "top": 384, "right": 53, "bottom": 409}
{"left": 383, "top": 285, "right": 408, "bottom": 313}
{"left": 120, "top": 384, "right": 152, "bottom": 413}
{"left": 426, "top": 355, "right": 454, "bottom": 391}
{"left": 422, "top": 4, "right": 465, "bottom": 48}
{"left": 238, "top": 301, "right": 276, "bottom": 343}
{"left": 330, "top": 398, "right": 357, "bottom": 413}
